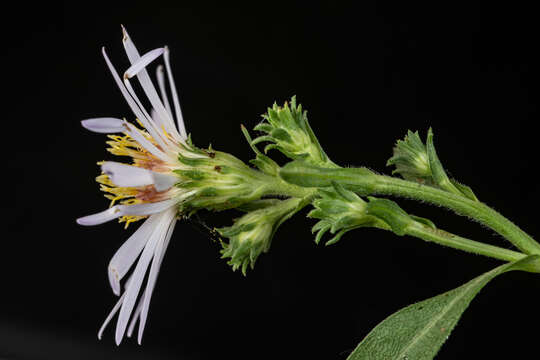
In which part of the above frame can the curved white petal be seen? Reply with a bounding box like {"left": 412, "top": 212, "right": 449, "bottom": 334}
{"left": 102, "top": 161, "right": 154, "bottom": 188}
{"left": 114, "top": 209, "right": 176, "bottom": 345}
{"left": 156, "top": 65, "right": 173, "bottom": 121}
{"left": 76, "top": 199, "right": 176, "bottom": 226}
{"left": 163, "top": 47, "right": 187, "bottom": 139}
{"left": 125, "top": 48, "right": 164, "bottom": 78}
{"left": 76, "top": 206, "right": 123, "bottom": 226}
{"left": 152, "top": 172, "right": 178, "bottom": 192}
{"left": 137, "top": 215, "right": 176, "bottom": 344}
{"left": 102, "top": 48, "right": 152, "bottom": 133}
{"left": 98, "top": 291, "right": 126, "bottom": 340}
{"left": 81, "top": 118, "right": 125, "bottom": 133}
{"left": 123, "top": 122, "right": 169, "bottom": 163}
{"left": 107, "top": 215, "right": 160, "bottom": 296}
{"left": 126, "top": 290, "right": 145, "bottom": 338}
{"left": 121, "top": 26, "right": 181, "bottom": 142}
{"left": 119, "top": 199, "right": 177, "bottom": 216}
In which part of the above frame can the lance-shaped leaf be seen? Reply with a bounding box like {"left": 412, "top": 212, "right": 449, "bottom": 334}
{"left": 347, "top": 255, "right": 540, "bottom": 360}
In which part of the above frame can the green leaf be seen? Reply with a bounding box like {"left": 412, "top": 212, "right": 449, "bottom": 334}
{"left": 426, "top": 128, "right": 462, "bottom": 197}
{"left": 347, "top": 255, "right": 540, "bottom": 360}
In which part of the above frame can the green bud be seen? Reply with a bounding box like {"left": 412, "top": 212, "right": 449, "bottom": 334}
{"left": 365, "top": 197, "right": 414, "bottom": 236}
{"left": 308, "top": 182, "right": 385, "bottom": 245}
{"left": 387, "top": 130, "right": 432, "bottom": 185}
{"left": 251, "top": 96, "right": 335, "bottom": 167}
{"left": 218, "top": 198, "right": 303, "bottom": 275}
{"left": 388, "top": 129, "right": 479, "bottom": 201}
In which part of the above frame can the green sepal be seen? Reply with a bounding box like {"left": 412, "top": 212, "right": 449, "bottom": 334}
{"left": 241, "top": 124, "right": 280, "bottom": 176}
{"left": 365, "top": 197, "right": 413, "bottom": 236}
{"left": 450, "top": 178, "right": 479, "bottom": 202}
{"left": 409, "top": 215, "right": 436, "bottom": 230}
{"left": 426, "top": 128, "right": 463, "bottom": 196}
{"left": 237, "top": 199, "right": 282, "bottom": 212}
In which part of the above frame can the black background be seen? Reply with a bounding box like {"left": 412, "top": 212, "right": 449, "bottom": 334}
{"left": 2, "top": 1, "right": 540, "bottom": 359}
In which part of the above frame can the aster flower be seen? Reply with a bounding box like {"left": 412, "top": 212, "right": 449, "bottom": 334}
{"left": 77, "top": 26, "right": 200, "bottom": 345}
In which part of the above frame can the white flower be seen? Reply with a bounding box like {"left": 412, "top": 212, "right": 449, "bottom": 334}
{"left": 77, "top": 26, "right": 195, "bottom": 345}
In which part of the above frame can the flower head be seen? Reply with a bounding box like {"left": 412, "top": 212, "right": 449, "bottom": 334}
{"left": 76, "top": 26, "right": 201, "bottom": 345}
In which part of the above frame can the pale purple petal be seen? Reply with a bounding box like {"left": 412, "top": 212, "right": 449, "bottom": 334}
{"left": 125, "top": 48, "right": 164, "bottom": 78}
{"left": 163, "top": 47, "right": 187, "bottom": 139}
{"left": 137, "top": 215, "right": 176, "bottom": 344}
{"left": 121, "top": 26, "right": 181, "bottom": 142}
{"left": 81, "top": 118, "right": 125, "bottom": 133}
{"left": 114, "top": 210, "right": 175, "bottom": 345}
{"left": 76, "top": 207, "right": 123, "bottom": 226}
{"left": 107, "top": 215, "right": 160, "bottom": 295}
{"left": 101, "top": 161, "right": 154, "bottom": 188}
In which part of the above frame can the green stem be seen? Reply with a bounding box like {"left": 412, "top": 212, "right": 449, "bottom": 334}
{"left": 405, "top": 222, "right": 526, "bottom": 263}
{"left": 373, "top": 175, "right": 540, "bottom": 255}
{"left": 278, "top": 162, "right": 540, "bottom": 254}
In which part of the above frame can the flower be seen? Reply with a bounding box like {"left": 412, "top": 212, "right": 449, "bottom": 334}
{"left": 76, "top": 26, "right": 200, "bottom": 345}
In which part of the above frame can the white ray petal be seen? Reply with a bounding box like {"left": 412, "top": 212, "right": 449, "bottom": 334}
{"left": 163, "top": 46, "right": 187, "bottom": 139}
{"left": 76, "top": 206, "right": 124, "bottom": 226}
{"left": 122, "top": 79, "right": 170, "bottom": 151}
{"left": 101, "top": 48, "right": 153, "bottom": 134}
{"left": 107, "top": 215, "right": 160, "bottom": 295}
{"left": 76, "top": 199, "right": 176, "bottom": 226}
{"left": 98, "top": 291, "right": 127, "bottom": 340}
{"left": 150, "top": 108, "right": 163, "bottom": 127}
{"left": 119, "top": 199, "right": 177, "bottom": 216}
{"left": 126, "top": 289, "right": 146, "bottom": 338}
{"left": 156, "top": 65, "right": 173, "bottom": 120}
{"left": 101, "top": 161, "right": 154, "bottom": 188}
{"left": 121, "top": 26, "right": 181, "bottom": 141}
{"left": 102, "top": 161, "right": 177, "bottom": 192}
{"left": 81, "top": 118, "right": 124, "bottom": 133}
{"left": 152, "top": 172, "right": 178, "bottom": 192}
{"left": 114, "top": 210, "right": 175, "bottom": 345}
{"left": 138, "top": 214, "right": 176, "bottom": 344}
{"left": 125, "top": 48, "right": 164, "bottom": 78}
{"left": 123, "top": 122, "right": 169, "bottom": 163}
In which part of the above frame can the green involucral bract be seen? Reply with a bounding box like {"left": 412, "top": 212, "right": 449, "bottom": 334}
{"left": 387, "top": 128, "right": 479, "bottom": 201}
{"left": 174, "top": 138, "right": 306, "bottom": 213}
{"left": 218, "top": 197, "right": 304, "bottom": 274}
{"left": 251, "top": 96, "right": 336, "bottom": 168}
{"left": 308, "top": 182, "right": 387, "bottom": 245}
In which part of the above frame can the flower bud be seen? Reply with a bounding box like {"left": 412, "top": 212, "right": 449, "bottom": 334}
{"left": 251, "top": 96, "right": 335, "bottom": 167}
{"left": 308, "top": 182, "right": 385, "bottom": 245}
{"left": 218, "top": 198, "right": 303, "bottom": 274}
{"left": 386, "top": 130, "right": 433, "bottom": 184}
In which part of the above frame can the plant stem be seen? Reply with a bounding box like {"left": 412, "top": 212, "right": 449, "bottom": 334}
{"left": 405, "top": 222, "right": 526, "bottom": 262}
{"left": 372, "top": 175, "right": 540, "bottom": 255}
